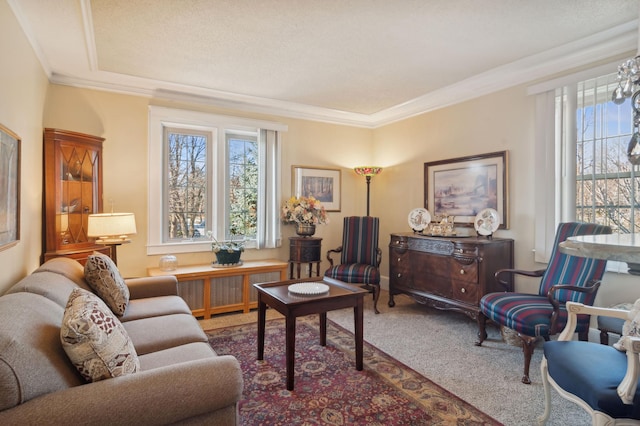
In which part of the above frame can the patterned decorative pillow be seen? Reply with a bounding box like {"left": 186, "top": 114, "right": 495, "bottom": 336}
{"left": 84, "top": 252, "right": 129, "bottom": 315}
{"left": 614, "top": 298, "right": 640, "bottom": 351}
{"left": 61, "top": 288, "right": 139, "bottom": 382}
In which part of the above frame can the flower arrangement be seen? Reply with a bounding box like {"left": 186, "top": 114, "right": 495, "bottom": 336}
{"left": 281, "top": 196, "right": 329, "bottom": 225}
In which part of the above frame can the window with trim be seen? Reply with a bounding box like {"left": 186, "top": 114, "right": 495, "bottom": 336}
{"left": 148, "top": 106, "right": 285, "bottom": 255}
{"left": 558, "top": 71, "right": 640, "bottom": 233}
{"left": 532, "top": 67, "right": 639, "bottom": 269}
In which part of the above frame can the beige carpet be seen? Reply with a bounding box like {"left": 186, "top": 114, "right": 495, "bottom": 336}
{"left": 200, "top": 290, "right": 592, "bottom": 425}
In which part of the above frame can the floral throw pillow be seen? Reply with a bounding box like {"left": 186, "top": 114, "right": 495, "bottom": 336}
{"left": 614, "top": 298, "right": 640, "bottom": 352}
{"left": 61, "top": 288, "right": 139, "bottom": 382}
{"left": 84, "top": 252, "right": 129, "bottom": 315}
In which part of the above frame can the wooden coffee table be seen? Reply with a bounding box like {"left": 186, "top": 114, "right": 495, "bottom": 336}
{"left": 254, "top": 276, "right": 368, "bottom": 390}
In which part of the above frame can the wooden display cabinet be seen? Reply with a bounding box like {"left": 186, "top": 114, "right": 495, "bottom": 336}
{"left": 42, "top": 128, "right": 110, "bottom": 264}
{"left": 388, "top": 232, "right": 514, "bottom": 320}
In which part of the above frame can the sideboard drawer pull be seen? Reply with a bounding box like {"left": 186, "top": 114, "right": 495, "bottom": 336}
{"left": 460, "top": 269, "right": 465, "bottom": 275}
{"left": 461, "top": 287, "right": 466, "bottom": 293}
{"left": 397, "top": 273, "right": 402, "bottom": 278}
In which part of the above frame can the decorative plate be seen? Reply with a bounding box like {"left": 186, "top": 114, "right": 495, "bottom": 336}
{"left": 408, "top": 208, "right": 431, "bottom": 231}
{"left": 474, "top": 208, "right": 500, "bottom": 236}
{"left": 288, "top": 282, "right": 330, "bottom": 296}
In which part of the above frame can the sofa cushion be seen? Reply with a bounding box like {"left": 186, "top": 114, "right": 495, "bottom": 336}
{"left": 61, "top": 288, "right": 139, "bottom": 382}
{"left": 84, "top": 253, "right": 129, "bottom": 315}
{"left": 34, "top": 257, "right": 89, "bottom": 288}
{"left": 6, "top": 270, "right": 89, "bottom": 308}
{"left": 123, "top": 314, "right": 207, "bottom": 355}
{"left": 120, "top": 296, "right": 192, "bottom": 322}
{"left": 138, "top": 342, "right": 217, "bottom": 371}
{"left": 0, "top": 293, "right": 83, "bottom": 412}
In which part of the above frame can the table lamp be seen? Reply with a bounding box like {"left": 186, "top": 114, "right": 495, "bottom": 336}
{"left": 87, "top": 212, "right": 137, "bottom": 265}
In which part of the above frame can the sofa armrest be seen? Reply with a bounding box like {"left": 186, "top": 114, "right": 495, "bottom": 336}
{"left": 125, "top": 275, "right": 179, "bottom": 299}
{"left": 0, "top": 355, "right": 243, "bottom": 424}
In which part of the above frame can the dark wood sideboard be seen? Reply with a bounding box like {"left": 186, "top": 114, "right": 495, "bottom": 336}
{"left": 388, "top": 232, "right": 514, "bottom": 320}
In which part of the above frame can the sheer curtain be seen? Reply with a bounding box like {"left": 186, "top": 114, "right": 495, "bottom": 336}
{"left": 257, "top": 129, "right": 281, "bottom": 249}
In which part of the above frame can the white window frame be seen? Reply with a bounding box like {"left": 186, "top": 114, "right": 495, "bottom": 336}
{"left": 530, "top": 60, "right": 634, "bottom": 273}
{"left": 147, "top": 106, "right": 287, "bottom": 255}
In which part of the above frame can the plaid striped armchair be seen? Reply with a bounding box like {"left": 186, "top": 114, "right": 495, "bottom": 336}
{"left": 324, "top": 216, "right": 382, "bottom": 313}
{"left": 475, "top": 222, "right": 612, "bottom": 384}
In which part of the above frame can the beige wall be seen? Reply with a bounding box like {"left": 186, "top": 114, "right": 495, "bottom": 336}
{"left": 42, "top": 86, "right": 373, "bottom": 278}
{"left": 0, "top": 2, "right": 48, "bottom": 293}
{"left": 2, "top": 4, "right": 638, "bottom": 307}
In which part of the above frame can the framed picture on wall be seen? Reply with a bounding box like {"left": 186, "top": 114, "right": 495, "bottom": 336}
{"left": 292, "top": 165, "right": 341, "bottom": 211}
{"left": 424, "top": 151, "right": 508, "bottom": 228}
{"left": 0, "top": 123, "right": 21, "bottom": 251}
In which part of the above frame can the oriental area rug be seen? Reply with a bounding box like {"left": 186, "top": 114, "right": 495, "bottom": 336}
{"left": 206, "top": 316, "right": 502, "bottom": 425}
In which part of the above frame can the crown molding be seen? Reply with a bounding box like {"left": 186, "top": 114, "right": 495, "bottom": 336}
{"left": 30, "top": 4, "right": 640, "bottom": 129}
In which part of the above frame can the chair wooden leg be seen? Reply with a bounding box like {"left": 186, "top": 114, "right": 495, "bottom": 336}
{"left": 578, "top": 330, "right": 588, "bottom": 341}
{"left": 599, "top": 330, "right": 609, "bottom": 345}
{"left": 360, "top": 283, "right": 380, "bottom": 314}
{"left": 371, "top": 283, "right": 380, "bottom": 314}
{"left": 519, "top": 334, "right": 539, "bottom": 385}
{"left": 475, "top": 312, "right": 488, "bottom": 345}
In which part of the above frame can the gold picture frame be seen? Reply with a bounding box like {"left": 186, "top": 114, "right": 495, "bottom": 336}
{"left": 292, "top": 165, "right": 341, "bottom": 212}
{"left": 0, "top": 123, "right": 21, "bottom": 250}
{"left": 424, "top": 151, "right": 508, "bottom": 228}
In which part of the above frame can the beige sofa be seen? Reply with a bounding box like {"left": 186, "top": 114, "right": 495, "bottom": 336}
{"left": 0, "top": 257, "right": 243, "bottom": 425}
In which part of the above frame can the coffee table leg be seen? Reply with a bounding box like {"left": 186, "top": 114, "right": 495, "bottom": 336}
{"left": 286, "top": 315, "right": 296, "bottom": 390}
{"left": 320, "top": 312, "right": 327, "bottom": 346}
{"left": 257, "top": 295, "right": 266, "bottom": 361}
{"left": 354, "top": 297, "right": 363, "bottom": 371}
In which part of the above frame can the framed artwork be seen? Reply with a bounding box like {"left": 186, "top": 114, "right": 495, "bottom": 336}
{"left": 0, "top": 123, "right": 21, "bottom": 251}
{"left": 424, "top": 151, "right": 508, "bottom": 228}
{"left": 292, "top": 165, "right": 341, "bottom": 211}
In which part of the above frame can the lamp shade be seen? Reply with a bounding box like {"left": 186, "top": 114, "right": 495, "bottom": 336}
{"left": 88, "top": 213, "right": 137, "bottom": 243}
{"left": 354, "top": 166, "right": 382, "bottom": 176}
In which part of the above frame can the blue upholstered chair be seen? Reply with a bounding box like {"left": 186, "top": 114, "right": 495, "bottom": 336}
{"left": 475, "top": 222, "right": 611, "bottom": 384}
{"left": 325, "top": 216, "right": 382, "bottom": 314}
{"left": 540, "top": 302, "right": 640, "bottom": 425}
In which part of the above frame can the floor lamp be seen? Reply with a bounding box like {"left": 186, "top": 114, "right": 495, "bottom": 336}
{"left": 354, "top": 167, "right": 382, "bottom": 216}
{"left": 87, "top": 212, "right": 137, "bottom": 266}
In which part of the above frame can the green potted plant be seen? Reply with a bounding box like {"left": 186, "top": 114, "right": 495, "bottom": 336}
{"left": 208, "top": 229, "right": 245, "bottom": 266}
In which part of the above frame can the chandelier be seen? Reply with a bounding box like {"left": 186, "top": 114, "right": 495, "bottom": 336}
{"left": 612, "top": 56, "right": 640, "bottom": 164}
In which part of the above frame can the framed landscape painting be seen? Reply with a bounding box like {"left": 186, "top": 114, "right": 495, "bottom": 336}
{"left": 292, "top": 165, "right": 341, "bottom": 211}
{"left": 424, "top": 151, "right": 508, "bottom": 228}
{"left": 0, "top": 123, "right": 20, "bottom": 250}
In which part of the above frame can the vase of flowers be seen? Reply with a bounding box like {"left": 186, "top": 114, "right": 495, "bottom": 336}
{"left": 281, "top": 196, "right": 329, "bottom": 236}
{"left": 207, "top": 231, "right": 245, "bottom": 266}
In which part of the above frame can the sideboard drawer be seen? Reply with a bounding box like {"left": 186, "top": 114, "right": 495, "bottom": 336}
{"left": 452, "top": 280, "right": 479, "bottom": 304}
{"left": 450, "top": 255, "right": 478, "bottom": 283}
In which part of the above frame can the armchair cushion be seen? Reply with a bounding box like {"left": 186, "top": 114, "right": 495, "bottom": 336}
{"left": 61, "top": 288, "right": 139, "bottom": 382}
{"left": 84, "top": 253, "right": 129, "bottom": 315}
{"left": 324, "top": 263, "right": 380, "bottom": 285}
{"left": 544, "top": 340, "right": 640, "bottom": 419}
{"left": 479, "top": 293, "right": 590, "bottom": 338}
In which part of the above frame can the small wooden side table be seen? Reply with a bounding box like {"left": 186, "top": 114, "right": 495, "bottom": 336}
{"left": 254, "top": 277, "right": 367, "bottom": 390}
{"left": 288, "top": 237, "right": 322, "bottom": 279}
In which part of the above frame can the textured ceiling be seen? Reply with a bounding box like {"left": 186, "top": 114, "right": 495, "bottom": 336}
{"left": 9, "top": 0, "right": 640, "bottom": 126}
